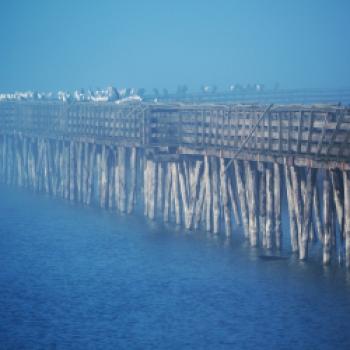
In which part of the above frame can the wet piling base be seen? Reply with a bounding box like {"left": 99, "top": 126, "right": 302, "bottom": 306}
{"left": 1, "top": 133, "right": 350, "bottom": 268}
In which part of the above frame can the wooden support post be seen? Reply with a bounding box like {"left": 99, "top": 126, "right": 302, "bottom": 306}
{"left": 86, "top": 144, "right": 96, "bottom": 205}
{"left": 265, "top": 164, "right": 274, "bottom": 249}
{"left": 82, "top": 143, "right": 89, "bottom": 204}
{"left": 69, "top": 141, "right": 75, "bottom": 201}
{"left": 171, "top": 161, "right": 181, "bottom": 225}
{"left": 118, "top": 147, "right": 126, "bottom": 213}
{"left": 204, "top": 156, "right": 211, "bottom": 231}
{"left": 220, "top": 158, "right": 231, "bottom": 236}
{"left": 142, "top": 157, "right": 147, "bottom": 215}
{"left": 245, "top": 161, "right": 258, "bottom": 246}
{"left": 234, "top": 160, "right": 249, "bottom": 239}
{"left": 188, "top": 160, "right": 202, "bottom": 230}
{"left": 157, "top": 161, "right": 164, "bottom": 215}
{"left": 127, "top": 147, "right": 137, "bottom": 214}
{"left": 47, "top": 140, "right": 54, "bottom": 195}
{"left": 290, "top": 165, "right": 303, "bottom": 247}
{"left": 163, "top": 162, "right": 172, "bottom": 222}
{"left": 108, "top": 150, "right": 115, "bottom": 209}
{"left": 274, "top": 163, "right": 282, "bottom": 249}
{"left": 178, "top": 161, "right": 190, "bottom": 228}
{"left": 99, "top": 145, "right": 108, "bottom": 208}
{"left": 227, "top": 171, "right": 241, "bottom": 226}
{"left": 285, "top": 164, "right": 299, "bottom": 252}
{"left": 43, "top": 140, "right": 50, "bottom": 193}
{"left": 194, "top": 171, "right": 206, "bottom": 230}
{"left": 211, "top": 157, "right": 220, "bottom": 234}
{"left": 259, "top": 162, "right": 267, "bottom": 247}
{"left": 76, "top": 142, "right": 83, "bottom": 202}
{"left": 299, "top": 167, "right": 316, "bottom": 260}
{"left": 343, "top": 170, "right": 350, "bottom": 268}
{"left": 331, "top": 169, "right": 344, "bottom": 240}
{"left": 36, "top": 139, "right": 44, "bottom": 192}
{"left": 323, "top": 170, "right": 331, "bottom": 265}
{"left": 313, "top": 184, "right": 323, "bottom": 243}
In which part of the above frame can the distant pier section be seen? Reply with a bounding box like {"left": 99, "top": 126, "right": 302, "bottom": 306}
{"left": 1, "top": 100, "right": 350, "bottom": 267}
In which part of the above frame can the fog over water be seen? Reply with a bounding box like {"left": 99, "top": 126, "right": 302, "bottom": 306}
{"left": 0, "top": 185, "right": 350, "bottom": 349}
{"left": 1, "top": 0, "right": 350, "bottom": 92}
{"left": 1, "top": 1, "right": 350, "bottom": 349}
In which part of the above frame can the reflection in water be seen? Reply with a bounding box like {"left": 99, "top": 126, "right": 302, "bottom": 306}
{"left": 0, "top": 184, "right": 350, "bottom": 350}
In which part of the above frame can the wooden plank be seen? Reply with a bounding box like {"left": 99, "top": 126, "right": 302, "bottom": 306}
{"left": 325, "top": 110, "right": 344, "bottom": 155}
{"left": 296, "top": 111, "right": 303, "bottom": 153}
{"left": 316, "top": 112, "right": 329, "bottom": 156}
{"left": 306, "top": 111, "right": 314, "bottom": 154}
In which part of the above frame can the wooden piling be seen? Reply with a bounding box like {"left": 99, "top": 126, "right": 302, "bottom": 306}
{"left": 343, "top": 171, "right": 350, "bottom": 268}
{"left": 234, "top": 160, "right": 249, "bottom": 239}
{"left": 274, "top": 163, "right": 282, "bottom": 249}
{"left": 323, "top": 170, "right": 331, "bottom": 265}
{"left": 220, "top": 158, "right": 231, "bottom": 236}
{"left": 299, "top": 168, "right": 316, "bottom": 260}
{"left": 163, "top": 162, "right": 172, "bottom": 222}
{"left": 204, "top": 156, "right": 211, "bottom": 231}
{"left": 211, "top": 157, "right": 220, "bottom": 234}
{"left": 284, "top": 164, "right": 298, "bottom": 252}
{"left": 127, "top": 147, "right": 137, "bottom": 214}
{"left": 245, "top": 161, "right": 258, "bottom": 246}
{"left": 265, "top": 164, "right": 274, "bottom": 249}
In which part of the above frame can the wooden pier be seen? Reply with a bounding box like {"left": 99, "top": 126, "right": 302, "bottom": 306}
{"left": 1, "top": 101, "right": 350, "bottom": 267}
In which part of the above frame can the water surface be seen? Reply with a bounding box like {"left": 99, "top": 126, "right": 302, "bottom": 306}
{"left": 0, "top": 185, "right": 350, "bottom": 349}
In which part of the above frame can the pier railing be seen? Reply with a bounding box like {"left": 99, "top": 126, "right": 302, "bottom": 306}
{"left": 1, "top": 101, "right": 349, "bottom": 168}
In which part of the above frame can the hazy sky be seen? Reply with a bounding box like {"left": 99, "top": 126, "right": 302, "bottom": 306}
{"left": 1, "top": 0, "right": 349, "bottom": 92}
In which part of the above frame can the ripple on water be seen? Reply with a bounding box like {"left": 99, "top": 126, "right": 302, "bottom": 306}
{"left": 0, "top": 184, "right": 350, "bottom": 350}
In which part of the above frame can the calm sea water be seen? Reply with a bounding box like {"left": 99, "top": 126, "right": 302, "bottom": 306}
{"left": 0, "top": 184, "right": 350, "bottom": 350}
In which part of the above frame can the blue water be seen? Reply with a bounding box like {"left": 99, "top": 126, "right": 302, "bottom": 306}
{"left": 0, "top": 185, "right": 350, "bottom": 350}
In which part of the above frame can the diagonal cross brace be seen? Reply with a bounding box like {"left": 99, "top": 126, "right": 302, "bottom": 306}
{"left": 224, "top": 103, "right": 274, "bottom": 172}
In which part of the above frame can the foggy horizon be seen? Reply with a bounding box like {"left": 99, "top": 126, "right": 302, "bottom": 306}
{"left": 1, "top": 0, "right": 350, "bottom": 92}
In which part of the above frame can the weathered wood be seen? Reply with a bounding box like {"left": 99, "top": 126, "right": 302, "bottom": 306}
{"left": 194, "top": 172, "right": 206, "bottom": 230}
{"left": 290, "top": 165, "right": 303, "bottom": 246}
{"left": 127, "top": 147, "right": 137, "bottom": 214}
{"left": 143, "top": 157, "right": 148, "bottom": 216}
{"left": 118, "top": 147, "right": 126, "bottom": 213}
{"left": 86, "top": 144, "right": 96, "bottom": 205}
{"left": 82, "top": 143, "right": 89, "bottom": 204}
{"left": 234, "top": 160, "right": 249, "bottom": 239}
{"left": 265, "top": 164, "right": 274, "bottom": 249}
{"left": 163, "top": 162, "right": 172, "bottom": 222}
{"left": 2, "top": 100, "right": 350, "bottom": 269}
{"left": 99, "top": 145, "right": 108, "bottom": 208}
{"left": 220, "top": 158, "right": 231, "bottom": 236}
{"left": 63, "top": 142, "right": 70, "bottom": 200}
{"left": 157, "top": 161, "right": 164, "bottom": 214}
{"left": 76, "top": 142, "right": 83, "bottom": 202}
{"left": 188, "top": 160, "right": 202, "bottom": 230}
{"left": 285, "top": 164, "right": 299, "bottom": 252}
{"left": 299, "top": 167, "right": 316, "bottom": 260}
{"left": 171, "top": 162, "right": 181, "bottom": 225}
{"left": 108, "top": 151, "right": 115, "bottom": 209}
{"left": 323, "top": 170, "right": 332, "bottom": 265}
{"left": 227, "top": 170, "right": 241, "bottom": 226}
{"left": 343, "top": 170, "right": 350, "bottom": 268}
{"left": 245, "top": 161, "right": 258, "bottom": 246}
{"left": 69, "top": 141, "right": 75, "bottom": 201}
{"left": 211, "top": 157, "right": 220, "bottom": 234}
{"left": 330, "top": 169, "right": 344, "bottom": 239}
{"left": 313, "top": 184, "right": 323, "bottom": 243}
{"left": 178, "top": 161, "right": 190, "bottom": 228}
{"left": 258, "top": 163, "right": 267, "bottom": 247}
{"left": 274, "top": 163, "right": 282, "bottom": 249}
{"left": 204, "top": 156, "right": 211, "bottom": 231}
